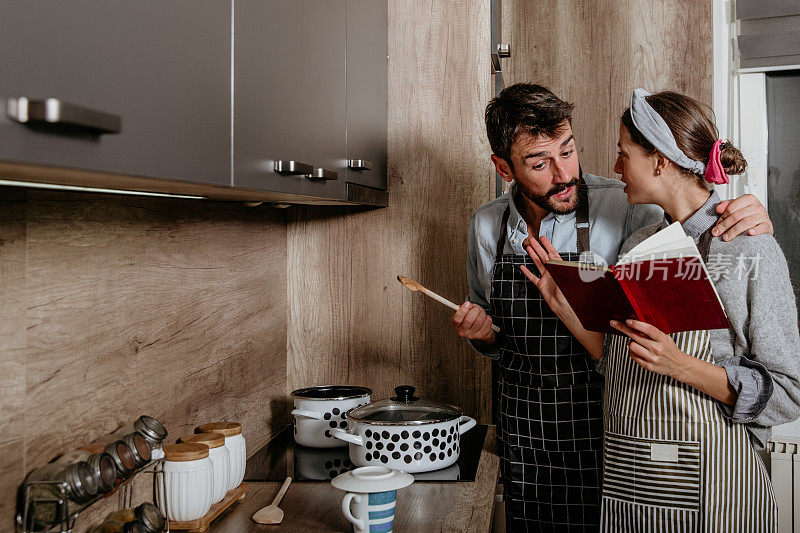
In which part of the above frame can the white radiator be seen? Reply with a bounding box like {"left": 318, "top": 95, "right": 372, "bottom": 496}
{"left": 769, "top": 437, "right": 800, "bottom": 533}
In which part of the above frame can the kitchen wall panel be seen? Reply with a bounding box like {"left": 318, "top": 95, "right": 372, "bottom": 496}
{"left": 500, "top": 0, "right": 712, "bottom": 180}
{"left": 0, "top": 187, "right": 288, "bottom": 529}
{"left": 288, "top": 0, "right": 495, "bottom": 420}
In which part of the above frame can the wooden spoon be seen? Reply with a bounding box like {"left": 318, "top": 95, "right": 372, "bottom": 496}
{"left": 397, "top": 275, "right": 500, "bottom": 332}
{"left": 252, "top": 476, "right": 292, "bottom": 525}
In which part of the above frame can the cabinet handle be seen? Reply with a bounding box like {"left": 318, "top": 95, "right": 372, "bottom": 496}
{"left": 274, "top": 160, "right": 314, "bottom": 175}
{"left": 6, "top": 97, "right": 121, "bottom": 134}
{"left": 307, "top": 168, "right": 338, "bottom": 180}
{"left": 347, "top": 159, "right": 373, "bottom": 171}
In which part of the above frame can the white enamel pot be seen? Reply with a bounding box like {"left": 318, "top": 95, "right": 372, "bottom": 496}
{"left": 331, "top": 385, "right": 477, "bottom": 473}
{"left": 291, "top": 386, "right": 372, "bottom": 448}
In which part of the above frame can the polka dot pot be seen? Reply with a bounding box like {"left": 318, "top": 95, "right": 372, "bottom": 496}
{"left": 291, "top": 386, "right": 372, "bottom": 448}
{"left": 332, "top": 416, "right": 477, "bottom": 473}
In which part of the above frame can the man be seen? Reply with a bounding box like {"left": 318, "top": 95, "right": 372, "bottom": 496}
{"left": 450, "top": 83, "right": 772, "bottom": 532}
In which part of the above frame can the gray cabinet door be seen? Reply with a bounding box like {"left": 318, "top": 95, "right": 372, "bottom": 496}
{"left": 345, "top": 0, "right": 388, "bottom": 191}
{"left": 233, "top": 0, "right": 304, "bottom": 195}
{"left": 0, "top": 1, "right": 230, "bottom": 186}
{"left": 299, "top": 0, "right": 348, "bottom": 200}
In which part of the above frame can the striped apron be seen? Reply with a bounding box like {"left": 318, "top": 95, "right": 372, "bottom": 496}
{"left": 490, "top": 180, "right": 604, "bottom": 532}
{"left": 600, "top": 228, "right": 777, "bottom": 532}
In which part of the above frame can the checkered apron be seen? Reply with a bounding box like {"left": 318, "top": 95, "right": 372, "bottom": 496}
{"left": 490, "top": 182, "right": 603, "bottom": 532}
{"left": 600, "top": 225, "right": 777, "bottom": 532}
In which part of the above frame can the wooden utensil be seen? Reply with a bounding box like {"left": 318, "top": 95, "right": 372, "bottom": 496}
{"left": 397, "top": 275, "right": 500, "bottom": 332}
{"left": 252, "top": 476, "right": 292, "bottom": 525}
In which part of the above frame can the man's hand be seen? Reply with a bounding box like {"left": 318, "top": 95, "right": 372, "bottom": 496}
{"left": 713, "top": 194, "right": 773, "bottom": 241}
{"left": 451, "top": 301, "right": 495, "bottom": 344}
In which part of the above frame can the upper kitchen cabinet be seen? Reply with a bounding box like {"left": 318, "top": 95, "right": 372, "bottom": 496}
{"left": 233, "top": 0, "right": 304, "bottom": 196}
{"left": 233, "top": 0, "right": 387, "bottom": 203}
{"left": 345, "top": 0, "right": 388, "bottom": 192}
{"left": 0, "top": 1, "right": 231, "bottom": 186}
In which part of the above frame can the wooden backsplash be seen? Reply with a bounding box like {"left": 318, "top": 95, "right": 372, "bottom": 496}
{"left": 501, "top": 0, "right": 712, "bottom": 180}
{"left": 0, "top": 188, "right": 288, "bottom": 528}
{"left": 287, "top": 0, "right": 495, "bottom": 419}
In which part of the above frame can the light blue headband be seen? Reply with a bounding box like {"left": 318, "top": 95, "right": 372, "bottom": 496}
{"left": 629, "top": 89, "right": 706, "bottom": 175}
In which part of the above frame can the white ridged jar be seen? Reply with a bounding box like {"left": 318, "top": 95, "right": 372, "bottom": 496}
{"left": 196, "top": 421, "right": 246, "bottom": 491}
{"left": 157, "top": 443, "right": 213, "bottom": 522}
{"left": 178, "top": 432, "right": 230, "bottom": 504}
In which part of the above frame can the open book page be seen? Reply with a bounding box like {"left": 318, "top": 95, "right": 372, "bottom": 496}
{"left": 617, "top": 222, "right": 700, "bottom": 264}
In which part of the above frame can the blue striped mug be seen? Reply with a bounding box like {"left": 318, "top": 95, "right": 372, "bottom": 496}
{"left": 342, "top": 488, "right": 397, "bottom": 533}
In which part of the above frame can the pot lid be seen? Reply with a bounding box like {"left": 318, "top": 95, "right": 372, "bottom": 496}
{"left": 331, "top": 466, "right": 413, "bottom": 493}
{"left": 346, "top": 386, "right": 461, "bottom": 425}
{"left": 291, "top": 385, "right": 372, "bottom": 401}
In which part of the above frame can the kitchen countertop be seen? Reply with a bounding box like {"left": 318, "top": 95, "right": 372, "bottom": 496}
{"left": 211, "top": 426, "right": 499, "bottom": 532}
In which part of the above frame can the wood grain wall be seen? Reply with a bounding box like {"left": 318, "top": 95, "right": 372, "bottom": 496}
{"left": 0, "top": 187, "right": 288, "bottom": 529}
{"left": 500, "top": 0, "right": 712, "bottom": 180}
{"left": 287, "top": 0, "right": 495, "bottom": 420}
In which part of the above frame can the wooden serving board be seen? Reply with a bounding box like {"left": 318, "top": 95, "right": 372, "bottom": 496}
{"left": 169, "top": 483, "right": 248, "bottom": 532}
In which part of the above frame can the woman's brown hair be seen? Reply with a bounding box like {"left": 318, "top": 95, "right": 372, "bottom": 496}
{"left": 620, "top": 91, "right": 747, "bottom": 180}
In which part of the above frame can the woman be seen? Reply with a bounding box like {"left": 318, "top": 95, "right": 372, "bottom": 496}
{"left": 522, "top": 89, "right": 800, "bottom": 531}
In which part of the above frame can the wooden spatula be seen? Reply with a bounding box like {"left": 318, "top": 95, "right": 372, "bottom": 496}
{"left": 397, "top": 275, "right": 500, "bottom": 332}
{"left": 252, "top": 476, "right": 292, "bottom": 525}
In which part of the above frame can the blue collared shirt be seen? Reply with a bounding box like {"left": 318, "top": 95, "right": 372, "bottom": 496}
{"left": 467, "top": 173, "right": 663, "bottom": 356}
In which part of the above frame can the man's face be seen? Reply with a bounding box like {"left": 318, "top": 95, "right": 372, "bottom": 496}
{"left": 492, "top": 124, "right": 581, "bottom": 214}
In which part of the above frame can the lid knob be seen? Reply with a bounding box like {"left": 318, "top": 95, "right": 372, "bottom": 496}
{"left": 393, "top": 385, "right": 418, "bottom": 403}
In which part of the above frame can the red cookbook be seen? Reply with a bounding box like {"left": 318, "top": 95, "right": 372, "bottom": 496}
{"left": 545, "top": 222, "right": 730, "bottom": 334}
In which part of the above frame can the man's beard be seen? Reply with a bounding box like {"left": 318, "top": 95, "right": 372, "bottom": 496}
{"left": 517, "top": 176, "right": 581, "bottom": 215}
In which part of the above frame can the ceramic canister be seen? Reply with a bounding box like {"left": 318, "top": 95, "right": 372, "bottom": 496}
{"left": 179, "top": 432, "right": 230, "bottom": 503}
{"left": 157, "top": 443, "right": 213, "bottom": 522}
{"left": 196, "top": 422, "right": 245, "bottom": 491}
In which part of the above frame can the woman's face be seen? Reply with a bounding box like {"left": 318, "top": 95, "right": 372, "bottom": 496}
{"left": 613, "top": 124, "right": 660, "bottom": 204}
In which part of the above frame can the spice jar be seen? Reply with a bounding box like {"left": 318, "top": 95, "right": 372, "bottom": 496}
{"left": 179, "top": 433, "right": 230, "bottom": 503}
{"left": 56, "top": 451, "right": 117, "bottom": 493}
{"left": 115, "top": 416, "right": 168, "bottom": 460}
{"left": 23, "top": 462, "right": 98, "bottom": 529}
{"left": 124, "top": 432, "right": 152, "bottom": 467}
{"left": 196, "top": 422, "right": 246, "bottom": 491}
{"left": 156, "top": 443, "right": 213, "bottom": 522}
{"left": 104, "top": 440, "right": 137, "bottom": 479}
{"left": 105, "top": 502, "right": 164, "bottom": 533}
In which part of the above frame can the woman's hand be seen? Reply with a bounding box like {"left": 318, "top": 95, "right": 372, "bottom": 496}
{"left": 610, "top": 319, "right": 693, "bottom": 380}
{"left": 610, "top": 318, "right": 738, "bottom": 405}
{"left": 519, "top": 236, "right": 571, "bottom": 319}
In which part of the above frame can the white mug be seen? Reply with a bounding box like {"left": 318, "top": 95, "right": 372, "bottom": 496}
{"left": 342, "top": 489, "right": 397, "bottom": 533}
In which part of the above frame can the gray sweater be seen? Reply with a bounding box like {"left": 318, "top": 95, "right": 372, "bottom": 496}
{"left": 606, "top": 192, "right": 800, "bottom": 448}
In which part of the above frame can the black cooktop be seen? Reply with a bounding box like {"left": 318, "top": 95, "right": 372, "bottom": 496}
{"left": 245, "top": 424, "right": 488, "bottom": 483}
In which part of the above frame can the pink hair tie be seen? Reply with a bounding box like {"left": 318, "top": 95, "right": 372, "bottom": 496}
{"left": 704, "top": 140, "right": 729, "bottom": 185}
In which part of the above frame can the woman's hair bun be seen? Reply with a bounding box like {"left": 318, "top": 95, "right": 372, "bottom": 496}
{"left": 719, "top": 141, "right": 747, "bottom": 176}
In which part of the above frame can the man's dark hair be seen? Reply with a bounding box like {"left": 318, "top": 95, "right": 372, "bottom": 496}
{"left": 485, "top": 83, "right": 575, "bottom": 167}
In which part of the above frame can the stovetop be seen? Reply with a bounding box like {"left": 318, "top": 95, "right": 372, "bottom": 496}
{"left": 245, "top": 424, "right": 488, "bottom": 483}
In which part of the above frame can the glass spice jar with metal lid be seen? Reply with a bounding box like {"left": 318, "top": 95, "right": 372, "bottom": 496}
{"left": 23, "top": 461, "right": 99, "bottom": 529}
{"left": 123, "top": 432, "right": 151, "bottom": 468}
{"left": 104, "top": 502, "right": 165, "bottom": 533}
{"left": 55, "top": 450, "right": 118, "bottom": 493}
{"left": 92, "top": 415, "right": 168, "bottom": 463}
{"left": 104, "top": 440, "right": 137, "bottom": 480}
{"left": 114, "top": 416, "right": 168, "bottom": 460}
